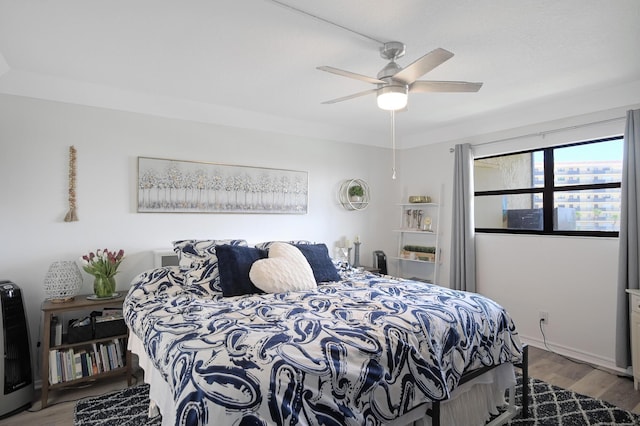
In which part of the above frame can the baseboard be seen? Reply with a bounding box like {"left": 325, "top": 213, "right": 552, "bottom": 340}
{"left": 520, "top": 335, "right": 632, "bottom": 376}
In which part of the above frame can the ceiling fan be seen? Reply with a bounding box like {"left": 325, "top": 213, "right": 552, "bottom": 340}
{"left": 317, "top": 41, "right": 483, "bottom": 111}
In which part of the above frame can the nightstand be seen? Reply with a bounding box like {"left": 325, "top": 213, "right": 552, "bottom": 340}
{"left": 40, "top": 293, "right": 132, "bottom": 408}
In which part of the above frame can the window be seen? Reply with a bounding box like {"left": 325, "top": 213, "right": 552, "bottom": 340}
{"left": 474, "top": 136, "right": 623, "bottom": 236}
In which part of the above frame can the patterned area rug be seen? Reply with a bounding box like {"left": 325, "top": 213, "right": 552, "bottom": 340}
{"left": 74, "top": 384, "right": 160, "bottom": 426}
{"left": 508, "top": 375, "right": 640, "bottom": 425}
{"left": 74, "top": 377, "right": 640, "bottom": 425}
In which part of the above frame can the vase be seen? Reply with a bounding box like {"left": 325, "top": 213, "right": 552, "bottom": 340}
{"left": 93, "top": 275, "right": 116, "bottom": 298}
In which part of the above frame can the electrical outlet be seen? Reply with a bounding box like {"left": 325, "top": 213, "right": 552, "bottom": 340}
{"left": 539, "top": 311, "right": 549, "bottom": 324}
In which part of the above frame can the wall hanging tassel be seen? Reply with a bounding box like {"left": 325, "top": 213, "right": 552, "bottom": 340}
{"left": 64, "top": 145, "right": 79, "bottom": 222}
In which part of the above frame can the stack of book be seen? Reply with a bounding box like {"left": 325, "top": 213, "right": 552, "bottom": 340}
{"left": 48, "top": 338, "right": 126, "bottom": 385}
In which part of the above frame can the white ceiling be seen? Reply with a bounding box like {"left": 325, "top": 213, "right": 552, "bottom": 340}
{"left": 0, "top": 0, "right": 638, "bottom": 149}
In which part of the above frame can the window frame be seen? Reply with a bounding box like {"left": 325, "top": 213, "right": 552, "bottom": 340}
{"left": 474, "top": 136, "right": 622, "bottom": 237}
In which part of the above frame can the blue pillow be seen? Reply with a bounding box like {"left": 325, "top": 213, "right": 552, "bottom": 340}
{"left": 215, "top": 245, "right": 267, "bottom": 297}
{"left": 254, "top": 240, "right": 311, "bottom": 251}
{"left": 293, "top": 243, "right": 341, "bottom": 283}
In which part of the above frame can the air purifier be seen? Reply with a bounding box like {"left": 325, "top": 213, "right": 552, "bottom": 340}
{"left": 0, "top": 280, "right": 34, "bottom": 417}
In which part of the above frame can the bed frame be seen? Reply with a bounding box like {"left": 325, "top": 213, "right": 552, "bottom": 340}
{"left": 429, "top": 344, "right": 529, "bottom": 426}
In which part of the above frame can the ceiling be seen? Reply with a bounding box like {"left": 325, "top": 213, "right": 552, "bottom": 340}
{"left": 0, "top": 1, "right": 638, "bottom": 149}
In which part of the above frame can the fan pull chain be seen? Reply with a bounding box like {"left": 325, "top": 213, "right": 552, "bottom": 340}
{"left": 391, "top": 110, "right": 397, "bottom": 180}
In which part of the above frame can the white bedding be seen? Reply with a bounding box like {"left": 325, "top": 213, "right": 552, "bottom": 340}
{"left": 125, "top": 266, "right": 523, "bottom": 425}
{"left": 129, "top": 333, "right": 518, "bottom": 426}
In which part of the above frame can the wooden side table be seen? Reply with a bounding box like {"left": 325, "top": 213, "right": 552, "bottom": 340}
{"left": 40, "top": 293, "right": 132, "bottom": 408}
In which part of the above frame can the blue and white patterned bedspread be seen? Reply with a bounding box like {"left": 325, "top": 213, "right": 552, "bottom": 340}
{"left": 124, "top": 268, "right": 522, "bottom": 426}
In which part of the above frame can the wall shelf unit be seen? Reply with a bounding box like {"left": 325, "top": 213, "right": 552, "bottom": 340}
{"left": 392, "top": 191, "right": 442, "bottom": 283}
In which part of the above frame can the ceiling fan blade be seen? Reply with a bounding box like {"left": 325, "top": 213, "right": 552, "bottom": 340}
{"left": 321, "top": 88, "right": 378, "bottom": 104}
{"left": 410, "top": 80, "right": 483, "bottom": 93}
{"left": 392, "top": 48, "right": 454, "bottom": 84}
{"left": 317, "top": 66, "right": 384, "bottom": 85}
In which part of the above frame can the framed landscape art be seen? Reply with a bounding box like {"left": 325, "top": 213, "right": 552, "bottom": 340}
{"left": 137, "top": 157, "right": 308, "bottom": 214}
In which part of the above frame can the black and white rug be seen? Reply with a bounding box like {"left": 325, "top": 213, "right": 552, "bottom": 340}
{"left": 74, "top": 377, "right": 640, "bottom": 425}
{"left": 74, "top": 383, "right": 159, "bottom": 426}
{"left": 505, "top": 375, "right": 640, "bottom": 425}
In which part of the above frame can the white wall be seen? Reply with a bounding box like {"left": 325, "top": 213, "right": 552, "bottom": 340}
{"left": 2, "top": 91, "right": 637, "bottom": 382}
{"left": 398, "top": 105, "right": 636, "bottom": 371}
{"left": 0, "top": 94, "right": 398, "bottom": 380}
{"left": 476, "top": 233, "right": 619, "bottom": 367}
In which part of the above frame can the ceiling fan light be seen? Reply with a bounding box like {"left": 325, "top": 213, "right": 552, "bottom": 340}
{"left": 377, "top": 85, "right": 408, "bottom": 111}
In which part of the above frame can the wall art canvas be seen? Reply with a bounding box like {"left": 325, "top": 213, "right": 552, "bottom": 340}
{"left": 137, "top": 157, "right": 308, "bottom": 214}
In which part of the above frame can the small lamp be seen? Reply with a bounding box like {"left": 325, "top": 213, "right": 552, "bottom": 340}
{"left": 377, "top": 84, "right": 408, "bottom": 111}
{"left": 44, "top": 261, "right": 83, "bottom": 303}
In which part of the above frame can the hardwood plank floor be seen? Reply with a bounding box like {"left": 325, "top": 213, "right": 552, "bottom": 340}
{"left": 1, "top": 346, "right": 639, "bottom": 425}
{"left": 0, "top": 370, "right": 143, "bottom": 426}
{"left": 525, "top": 345, "right": 640, "bottom": 414}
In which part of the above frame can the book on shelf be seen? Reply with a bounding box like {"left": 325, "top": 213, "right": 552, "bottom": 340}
{"left": 47, "top": 337, "right": 127, "bottom": 385}
{"left": 73, "top": 351, "right": 83, "bottom": 380}
{"left": 109, "top": 342, "right": 116, "bottom": 370}
{"left": 50, "top": 315, "right": 62, "bottom": 347}
{"left": 55, "top": 350, "right": 62, "bottom": 383}
{"left": 88, "top": 351, "right": 94, "bottom": 375}
{"left": 100, "top": 344, "right": 110, "bottom": 372}
{"left": 60, "top": 349, "right": 69, "bottom": 382}
{"left": 95, "top": 308, "right": 124, "bottom": 325}
{"left": 115, "top": 340, "right": 123, "bottom": 368}
{"left": 49, "top": 350, "right": 59, "bottom": 384}
{"left": 59, "top": 350, "right": 65, "bottom": 382}
{"left": 66, "top": 349, "right": 75, "bottom": 381}
{"left": 90, "top": 351, "right": 98, "bottom": 375}
{"left": 95, "top": 315, "right": 123, "bottom": 323}
{"left": 111, "top": 342, "right": 119, "bottom": 369}
{"left": 78, "top": 350, "right": 89, "bottom": 378}
{"left": 91, "top": 343, "right": 102, "bottom": 373}
{"left": 100, "top": 307, "right": 123, "bottom": 318}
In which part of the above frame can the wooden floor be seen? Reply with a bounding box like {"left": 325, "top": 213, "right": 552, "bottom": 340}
{"left": 1, "top": 346, "right": 639, "bottom": 425}
{"left": 0, "top": 370, "right": 144, "bottom": 426}
{"left": 524, "top": 345, "right": 640, "bottom": 414}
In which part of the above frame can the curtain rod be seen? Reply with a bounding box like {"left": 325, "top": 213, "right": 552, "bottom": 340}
{"left": 449, "top": 116, "right": 626, "bottom": 153}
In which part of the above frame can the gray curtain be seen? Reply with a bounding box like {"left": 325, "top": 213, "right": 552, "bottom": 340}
{"left": 616, "top": 109, "right": 640, "bottom": 369}
{"left": 450, "top": 143, "right": 476, "bottom": 292}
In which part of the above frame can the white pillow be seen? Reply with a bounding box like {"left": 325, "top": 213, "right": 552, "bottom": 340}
{"left": 249, "top": 243, "right": 316, "bottom": 293}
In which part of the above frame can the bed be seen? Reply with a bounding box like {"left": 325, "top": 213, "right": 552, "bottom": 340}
{"left": 124, "top": 240, "right": 526, "bottom": 426}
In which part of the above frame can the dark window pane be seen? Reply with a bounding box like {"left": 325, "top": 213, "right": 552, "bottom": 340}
{"left": 475, "top": 193, "right": 541, "bottom": 230}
